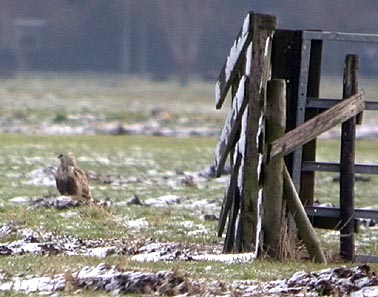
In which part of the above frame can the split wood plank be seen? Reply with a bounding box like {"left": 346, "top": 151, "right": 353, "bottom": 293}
{"left": 268, "top": 91, "right": 365, "bottom": 162}
{"left": 215, "top": 76, "right": 249, "bottom": 177}
{"left": 217, "top": 151, "right": 242, "bottom": 237}
{"left": 215, "top": 13, "right": 253, "bottom": 109}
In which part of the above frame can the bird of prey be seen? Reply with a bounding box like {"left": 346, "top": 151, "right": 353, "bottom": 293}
{"left": 55, "top": 153, "right": 91, "bottom": 200}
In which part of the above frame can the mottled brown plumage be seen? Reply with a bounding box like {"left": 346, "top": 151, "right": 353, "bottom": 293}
{"left": 55, "top": 153, "right": 91, "bottom": 200}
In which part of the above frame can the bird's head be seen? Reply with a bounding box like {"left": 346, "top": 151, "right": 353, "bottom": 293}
{"left": 58, "top": 153, "right": 77, "bottom": 166}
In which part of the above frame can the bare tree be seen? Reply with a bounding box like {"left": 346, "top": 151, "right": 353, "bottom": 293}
{"left": 156, "top": 0, "right": 217, "bottom": 84}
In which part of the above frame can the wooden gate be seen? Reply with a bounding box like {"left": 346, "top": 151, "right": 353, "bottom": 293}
{"left": 215, "top": 12, "right": 378, "bottom": 262}
{"left": 271, "top": 29, "right": 378, "bottom": 262}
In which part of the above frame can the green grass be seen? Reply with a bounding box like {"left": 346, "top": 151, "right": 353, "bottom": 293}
{"left": 0, "top": 134, "right": 222, "bottom": 242}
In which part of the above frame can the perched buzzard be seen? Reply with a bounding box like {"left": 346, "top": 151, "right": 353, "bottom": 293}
{"left": 55, "top": 153, "right": 91, "bottom": 200}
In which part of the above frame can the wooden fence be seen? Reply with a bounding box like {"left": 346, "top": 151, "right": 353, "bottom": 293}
{"left": 215, "top": 12, "right": 276, "bottom": 255}
{"left": 215, "top": 12, "right": 378, "bottom": 262}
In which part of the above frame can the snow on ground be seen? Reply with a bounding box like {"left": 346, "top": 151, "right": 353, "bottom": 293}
{"left": 1, "top": 262, "right": 378, "bottom": 296}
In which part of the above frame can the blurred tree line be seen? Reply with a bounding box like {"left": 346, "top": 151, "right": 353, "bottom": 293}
{"left": 0, "top": 0, "right": 377, "bottom": 80}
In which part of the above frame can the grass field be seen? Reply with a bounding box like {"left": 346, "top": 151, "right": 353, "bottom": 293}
{"left": 4, "top": 134, "right": 376, "bottom": 297}
{"left": 0, "top": 73, "right": 378, "bottom": 296}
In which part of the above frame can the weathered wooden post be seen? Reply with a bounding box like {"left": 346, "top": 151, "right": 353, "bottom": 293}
{"left": 263, "top": 79, "right": 286, "bottom": 259}
{"left": 340, "top": 54, "right": 359, "bottom": 261}
{"left": 240, "top": 14, "right": 277, "bottom": 253}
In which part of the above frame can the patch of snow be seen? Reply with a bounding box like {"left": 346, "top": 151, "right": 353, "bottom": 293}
{"left": 59, "top": 211, "right": 79, "bottom": 218}
{"left": 86, "top": 246, "right": 116, "bottom": 258}
{"left": 352, "top": 286, "right": 378, "bottom": 297}
{"left": 215, "top": 76, "right": 247, "bottom": 168}
{"left": 242, "top": 13, "right": 250, "bottom": 36}
{"left": 178, "top": 220, "right": 194, "bottom": 228}
{"left": 256, "top": 113, "right": 265, "bottom": 179}
{"left": 78, "top": 156, "right": 110, "bottom": 165}
{"left": 239, "top": 109, "right": 248, "bottom": 153}
{"left": 126, "top": 218, "right": 149, "bottom": 229}
{"left": 257, "top": 153, "right": 264, "bottom": 182}
{"left": 9, "top": 196, "right": 35, "bottom": 205}
{"left": 237, "top": 158, "right": 244, "bottom": 196}
{"left": 224, "top": 14, "right": 250, "bottom": 82}
{"left": 215, "top": 80, "right": 221, "bottom": 106}
{"left": 264, "top": 36, "right": 271, "bottom": 58}
{"left": 187, "top": 229, "right": 209, "bottom": 236}
{"left": 256, "top": 112, "right": 264, "bottom": 148}
{"left": 245, "top": 42, "right": 253, "bottom": 75}
{"left": 189, "top": 199, "right": 218, "bottom": 211}
{"left": 0, "top": 275, "right": 66, "bottom": 293}
{"left": 1, "top": 253, "right": 378, "bottom": 296}
{"left": 236, "top": 108, "right": 249, "bottom": 192}
{"left": 193, "top": 252, "right": 256, "bottom": 264}
{"left": 234, "top": 76, "right": 246, "bottom": 112}
{"left": 144, "top": 194, "right": 181, "bottom": 207}
{"left": 25, "top": 167, "right": 56, "bottom": 187}
{"left": 255, "top": 188, "right": 263, "bottom": 255}
{"left": 131, "top": 251, "right": 162, "bottom": 262}
{"left": 0, "top": 223, "right": 16, "bottom": 239}
{"left": 1, "top": 264, "right": 190, "bottom": 295}
{"left": 7, "top": 241, "right": 45, "bottom": 255}
{"left": 40, "top": 124, "right": 89, "bottom": 135}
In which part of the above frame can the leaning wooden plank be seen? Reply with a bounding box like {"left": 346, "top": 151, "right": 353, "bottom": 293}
{"left": 268, "top": 91, "right": 365, "bottom": 162}
{"left": 217, "top": 151, "right": 242, "bottom": 237}
{"left": 215, "top": 76, "right": 249, "bottom": 177}
{"left": 223, "top": 184, "right": 241, "bottom": 253}
{"left": 283, "top": 165, "right": 327, "bottom": 264}
{"left": 215, "top": 12, "right": 252, "bottom": 109}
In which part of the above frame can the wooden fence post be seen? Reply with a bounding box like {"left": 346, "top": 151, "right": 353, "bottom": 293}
{"left": 340, "top": 54, "right": 359, "bottom": 261}
{"left": 263, "top": 79, "right": 286, "bottom": 259}
{"left": 241, "top": 14, "right": 277, "bottom": 252}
